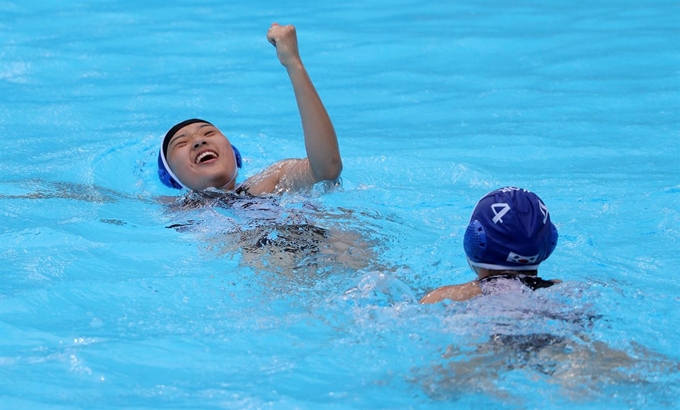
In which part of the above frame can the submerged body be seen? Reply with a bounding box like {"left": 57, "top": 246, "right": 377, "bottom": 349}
{"left": 166, "top": 190, "right": 375, "bottom": 277}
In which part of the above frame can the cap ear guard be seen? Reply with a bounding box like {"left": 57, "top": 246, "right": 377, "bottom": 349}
{"left": 545, "top": 222, "right": 558, "bottom": 260}
{"left": 232, "top": 145, "right": 242, "bottom": 169}
{"left": 464, "top": 219, "right": 487, "bottom": 263}
{"left": 464, "top": 219, "right": 559, "bottom": 268}
{"left": 157, "top": 151, "right": 184, "bottom": 189}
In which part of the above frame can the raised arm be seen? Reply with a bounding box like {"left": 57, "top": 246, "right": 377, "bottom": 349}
{"left": 241, "top": 23, "right": 342, "bottom": 196}
{"left": 267, "top": 23, "right": 342, "bottom": 182}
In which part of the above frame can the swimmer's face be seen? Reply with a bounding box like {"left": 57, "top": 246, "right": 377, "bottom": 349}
{"left": 166, "top": 122, "right": 238, "bottom": 190}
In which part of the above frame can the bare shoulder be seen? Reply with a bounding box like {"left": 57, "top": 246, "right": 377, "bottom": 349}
{"left": 419, "top": 280, "right": 482, "bottom": 304}
{"left": 242, "top": 158, "right": 316, "bottom": 195}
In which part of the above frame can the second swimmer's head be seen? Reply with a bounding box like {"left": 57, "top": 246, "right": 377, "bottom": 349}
{"left": 463, "top": 187, "right": 558, "bottom": 273}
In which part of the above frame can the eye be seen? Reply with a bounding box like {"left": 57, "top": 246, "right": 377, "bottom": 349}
{"left": 170, "top": 138, "right": 188, "bottom": 151}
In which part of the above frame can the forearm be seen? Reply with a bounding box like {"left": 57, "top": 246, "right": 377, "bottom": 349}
{"left": 286, "top": 62, "right": 342, "bottom": 182}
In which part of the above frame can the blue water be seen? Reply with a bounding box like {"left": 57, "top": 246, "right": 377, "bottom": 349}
{"left": 1, "top": 0, "right": 679, "bottom": 409}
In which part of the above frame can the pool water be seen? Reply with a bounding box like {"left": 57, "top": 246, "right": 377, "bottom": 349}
{"left": 1, "top": 0, "right": 679, "bottom": 409}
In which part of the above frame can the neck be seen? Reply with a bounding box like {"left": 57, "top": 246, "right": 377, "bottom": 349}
{"left": 474, "top": 267, "right": 538, "bottom": 280}
{"left": 221, "top": 176, "right": 237, "bottom": 191}
{"left": 219, "top": 157, "right": 239, "bottom": 191}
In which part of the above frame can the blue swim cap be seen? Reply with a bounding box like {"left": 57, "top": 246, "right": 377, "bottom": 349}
{"left": 464, "top": 187, "right": 558, "bottom": 271}
{"left": 157, "top": 118, "right": 242, "bottom": 190}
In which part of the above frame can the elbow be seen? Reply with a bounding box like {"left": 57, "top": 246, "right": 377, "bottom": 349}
{"left": 315, "top": 156, "right": 342, "bottom": 182}
{"left": 327, "top": 159, "right": 343, "bottom": 181}
{"left": 326, "top": 157, "right": 343, "bottom": 181}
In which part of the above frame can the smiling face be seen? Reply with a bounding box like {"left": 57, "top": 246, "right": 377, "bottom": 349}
{"left": 165, "top": 122, "right": 238, "bottom": 190}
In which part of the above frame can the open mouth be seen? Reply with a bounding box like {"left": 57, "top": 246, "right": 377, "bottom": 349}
{"left": 195, "top": 150, "right": 218, "bottom": 164}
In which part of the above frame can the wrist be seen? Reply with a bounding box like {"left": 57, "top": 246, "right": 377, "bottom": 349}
{"left": 283, "top": 59, "right": 304, "bottom": 72}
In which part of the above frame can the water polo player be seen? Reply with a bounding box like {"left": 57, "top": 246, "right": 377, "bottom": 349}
{"left": 158, "top": 23, "right": 341, "bottom": 196}
{"left": 420, "top": 187, "right": 560, "bottom": 303}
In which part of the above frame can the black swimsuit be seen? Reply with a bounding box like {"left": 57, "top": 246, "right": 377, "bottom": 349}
{"left": 165, "top": 189, "right": 329, "bottom": 256}
{"left": 478, "top": 273, "right": 557, "bottom": 294}
{"left": 477, "top": 274, "right": 567, "bottom": 359}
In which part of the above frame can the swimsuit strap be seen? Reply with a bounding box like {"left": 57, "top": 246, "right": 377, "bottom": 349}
{"left": 479, "top": 274, "right": 556, "bottom": 291}
{"left": 235, "top": 184, "right": 248, "bottom": 196}
{"left": 517, "top": 275, "right": 556, "bottom": 290}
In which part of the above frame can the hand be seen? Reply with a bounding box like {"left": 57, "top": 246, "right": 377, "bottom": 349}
{"left": 267, "top": 23, "right": 302, "bottom": 68}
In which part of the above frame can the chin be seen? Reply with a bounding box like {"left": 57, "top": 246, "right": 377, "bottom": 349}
{"left": 208, "top": 176, "right": 235, "bottom": 190}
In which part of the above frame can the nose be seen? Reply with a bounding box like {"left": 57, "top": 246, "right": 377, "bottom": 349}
{"left": 192, "top": 140, "right": 207, "bottom": 149}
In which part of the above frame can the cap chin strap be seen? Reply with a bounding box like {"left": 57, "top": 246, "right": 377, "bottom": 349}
{"left": 219, "top": 151, "right": 239, "bottom": 190}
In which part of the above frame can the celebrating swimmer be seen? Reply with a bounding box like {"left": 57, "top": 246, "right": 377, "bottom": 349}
{"left": 158, "top": 23, "right": 341, "bottom": 196}
{"left": 420, "top": 187, "right": 561, "bottom": 303}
